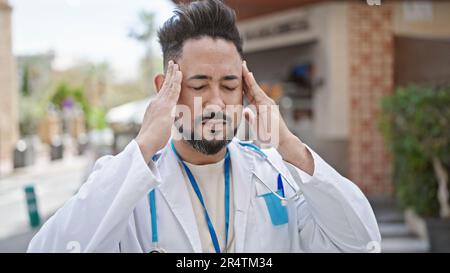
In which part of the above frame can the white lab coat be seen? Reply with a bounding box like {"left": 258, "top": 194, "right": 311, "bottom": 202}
{"left": 27, "top": 137, "right": 381, "bottom": 253}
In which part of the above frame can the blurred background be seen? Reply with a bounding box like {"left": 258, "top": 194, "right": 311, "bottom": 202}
{"left": 0, "top": 0, "right": 449, "bottom": 252}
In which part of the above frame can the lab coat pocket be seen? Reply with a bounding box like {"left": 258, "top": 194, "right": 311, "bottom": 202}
{"left": 258, "top": 190, "right": 289, "bottom": 226}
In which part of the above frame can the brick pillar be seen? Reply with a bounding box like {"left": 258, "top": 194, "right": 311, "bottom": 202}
{"left": 348, "top": 3, "right": 394, "bottom": 195}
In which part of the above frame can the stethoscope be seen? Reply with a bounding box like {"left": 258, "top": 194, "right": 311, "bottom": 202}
{"left": 238, "top": 141, "right": 304, "bottom": 205}
{"left": 147, "top": 140, "right": 303, "bottom": 253}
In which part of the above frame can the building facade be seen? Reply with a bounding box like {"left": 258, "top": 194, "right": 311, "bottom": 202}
{"left": 228, "top": 0, "right": 450, "bottom": 196}
{"left": 0, "top": 0, "right": 18, "bottom": 175}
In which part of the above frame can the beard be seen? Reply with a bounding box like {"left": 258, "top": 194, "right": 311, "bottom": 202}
{"left": 177, "top": 112, "right": 238, "bottom": 155}
{"left": 185, "top": 127, "right": 238, "bottom": 155}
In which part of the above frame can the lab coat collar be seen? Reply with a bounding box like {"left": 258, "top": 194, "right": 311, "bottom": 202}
{"left": 155, "top": 137, "right": 256, "bottom": 253}
{"left": 228, "top": 138, "right": 255, "bottom": 253}
{"left": 156, "top": 140, "right": 202, "bottom": 252}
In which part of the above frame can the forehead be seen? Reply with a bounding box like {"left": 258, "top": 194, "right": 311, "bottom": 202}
{"left": 177, "top": 37, "right": 242, "bottom": 78}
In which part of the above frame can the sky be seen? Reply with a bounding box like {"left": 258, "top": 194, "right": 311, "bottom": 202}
{"left": 10, "top": 0, "right": 176, "bottom": 81}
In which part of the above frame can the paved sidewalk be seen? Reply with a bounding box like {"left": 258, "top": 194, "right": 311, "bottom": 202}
{"left": 0, "top": 154, "right": 89, "bottom": 252}
{"left": 370, "top": 197, "right": 429, "bottom": 253}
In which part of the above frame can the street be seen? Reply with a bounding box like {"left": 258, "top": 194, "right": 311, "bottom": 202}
{"left": 0, "top": 154, "right": 89, "bottom": 252}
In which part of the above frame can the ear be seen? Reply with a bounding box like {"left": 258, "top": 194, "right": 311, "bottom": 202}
{"left": 154, "top": 74, "right": 165, "bottom": 93}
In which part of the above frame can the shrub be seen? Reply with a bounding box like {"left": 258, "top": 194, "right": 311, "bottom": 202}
{"left": 380, "top": 86, "right": 450, "bottom": 217}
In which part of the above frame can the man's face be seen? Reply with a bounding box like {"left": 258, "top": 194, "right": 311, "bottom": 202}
{"left": 173, "top": 37, "right": 244, "bottom": 154}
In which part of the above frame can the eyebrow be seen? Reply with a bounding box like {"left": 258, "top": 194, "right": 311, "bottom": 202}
{"left": 187, "top": 75, "right": 239, "bottom": 81}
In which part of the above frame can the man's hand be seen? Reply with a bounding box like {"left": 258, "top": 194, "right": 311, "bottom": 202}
{"left": 242, "top": 61, "right": 314, "bottom": 175}
{"left": 136, "top": 60, "right": 182, "bottom": 162}
{"left": 242, "top": 61, "right": 289, "bottom": 147}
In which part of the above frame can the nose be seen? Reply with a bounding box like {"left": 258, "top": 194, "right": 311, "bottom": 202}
{"left": 204, "top": 84, "right": 226, "bottom": 111}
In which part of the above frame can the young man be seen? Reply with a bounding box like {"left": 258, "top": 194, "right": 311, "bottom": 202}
{"left": 28, "top": 0, "right": 380, "bottom": 253}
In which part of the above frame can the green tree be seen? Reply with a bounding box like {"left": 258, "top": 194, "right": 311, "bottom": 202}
{"left": 129, "top": 10, "right": 158, "bottom": 94}
{"left": 380, "top": 86, "right": 450, "bottom": 218}
{"left": 50, "top": 82, "right": 107, "bottom": 130}
{"left": 21, "top": 65, "right": 31, "bottom": 96}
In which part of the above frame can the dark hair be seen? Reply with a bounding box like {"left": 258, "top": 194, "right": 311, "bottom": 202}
{"left": 157, "top": 0, "right": 243, "bottom": 69}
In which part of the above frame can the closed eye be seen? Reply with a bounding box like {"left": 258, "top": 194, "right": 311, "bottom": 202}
{"left": 223, "top": 86, "right": 238, "bottom": 91}
{"left": 191, "top": 86, "right": 206, "bottom": 91}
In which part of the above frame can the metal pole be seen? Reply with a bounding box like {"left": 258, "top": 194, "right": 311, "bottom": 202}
{"left": 24, "top": 184, "right": 41, "bottom": 228}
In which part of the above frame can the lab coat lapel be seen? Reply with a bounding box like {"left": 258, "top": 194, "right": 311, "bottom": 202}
{"left": 156, "top": 142, "right": 202, "bottom": 253}
{"left": 228, "top": 139, "right": 255, "bottom": 253}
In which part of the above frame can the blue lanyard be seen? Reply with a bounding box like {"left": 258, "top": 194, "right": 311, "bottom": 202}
{"left": 149, "top": 141, "right": 231, "bottom": 253}
{"left": 149, "top": 190, "right": 158, "bottom": 245}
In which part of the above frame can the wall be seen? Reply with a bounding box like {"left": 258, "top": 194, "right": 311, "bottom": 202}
{"left": 238, "top": 3, "right": 351, "bottom": 176}
{"left": 0, "top": 0, "right": 19, "bottom": 173}
{"left": 236, "top": 1, "right": 407, "bottom": 194}
{"left": 394, "top": 35, "right": 450, "bottom": 87}
{"left": 393, "top": 1, "right": 450, "bottom": 39}
{"left": 347, "top": 2, "right": 394, "bottom": 194}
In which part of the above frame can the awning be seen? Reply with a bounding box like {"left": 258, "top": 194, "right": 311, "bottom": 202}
{"left": 106, "top": 98, "right": 152, "bottom": 127}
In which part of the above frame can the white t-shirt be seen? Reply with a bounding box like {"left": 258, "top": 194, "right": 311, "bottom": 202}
{"left": 181, "top": 158, "right": 235, "bottom": 253}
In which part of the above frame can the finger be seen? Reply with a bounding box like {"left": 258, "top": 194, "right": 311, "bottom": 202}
{"left": 242, "top": 61, "right": 252, "bottom": 93}
{"left": 243, "top": 85, "right": 255, "bottom": 104}
{"left": 246, "top": 71, "right": 260, "bottom": 95}
{"left": 167, "top": 60, "right": 175, "bottom": 78}
{"left": 242, "top": 61, "right": 254, "bottom": 89}
{"left": 166, "top": 64, "right": 179, "bottom": 91}
{"left": 247, "top": 71, "right": 271, "bottom": 103}
{"left": 242, "top": 60, "right": 250, "bottom": 74}
{"left": 161, "top": 60, "right": 175, "bottom": 90}
{"left": 244, "top": 107, "right": 255, "bottom": 123}
{"left": 242, "top": 61, "right": 255, "bottom": 97}
{"left": 243, "top": 107, "right": 257, "bottom": 133}
{"left": 243, "top": 61, "right": 262, "bottom": 93}
{"left": 162, "top": 65, "right": 180, "bottom": 101}
{"left": 242, "top": 61, "right": 256, "bottom": 102}
{"left": 169, "top": 70, "right": 182, "bottom": 98}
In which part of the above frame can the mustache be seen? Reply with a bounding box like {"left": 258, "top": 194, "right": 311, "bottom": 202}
{"left": 195, "top": 112, "right": 232, "bottom": 126}
{"left": 173, "top": 112, "right": 235, "bottom": 134}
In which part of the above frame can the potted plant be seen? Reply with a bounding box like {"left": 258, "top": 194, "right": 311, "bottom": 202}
{"left": 381, "top": 86, "right": 450, "bottom": 252}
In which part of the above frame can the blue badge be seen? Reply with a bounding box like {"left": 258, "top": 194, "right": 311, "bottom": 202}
{"left": 259, "top": 189, "right": 289, "bottom": 226}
